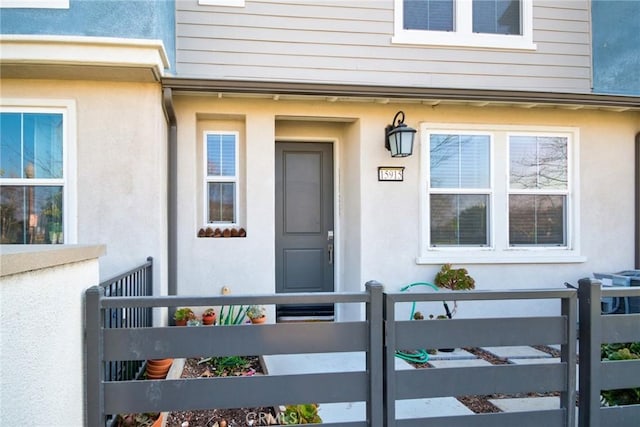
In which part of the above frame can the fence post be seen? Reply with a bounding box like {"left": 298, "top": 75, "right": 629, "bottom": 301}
{"left": 383, "top": 288, "right": 396, "bottom": 427}
{"left": 85, "top": 285, "right": 105, "bottom": 427}
{"left": 578, "top": 278, "right": 602, "bottom": 427}
{"left": 560, "top": 289, "right": 577, "bottom": 427}
{"left": 366, "top": 281, "right": 384, "bottom": 427}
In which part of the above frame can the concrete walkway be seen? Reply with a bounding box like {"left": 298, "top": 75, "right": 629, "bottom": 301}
{"left": 262, "top": 345, "right": 576, "bottom": 423}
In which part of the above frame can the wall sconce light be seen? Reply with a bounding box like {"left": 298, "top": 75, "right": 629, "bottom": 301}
{"left": 385, "top": 111, "right": 416, "bottom": 157}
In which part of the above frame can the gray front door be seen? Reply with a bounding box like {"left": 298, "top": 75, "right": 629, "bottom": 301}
{"left": 275, "top": 142, "right": 334, "bottom": 316}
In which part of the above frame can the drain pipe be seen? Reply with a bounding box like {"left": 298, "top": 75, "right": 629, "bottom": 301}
{"left": 636, "top": 132, "right": 639, "bottom": 269}
{"left": 162, "top": 88, "right": 178, "bottom": 296}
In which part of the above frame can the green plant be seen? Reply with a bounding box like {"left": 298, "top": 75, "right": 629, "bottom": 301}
{"left": 197, "top": 355, "right": 253, "bottom": 376}
{"left": 218, "top": 305, "right": 247, "bottom": 325}
{"left": 434, "top": 263, "right": 475, "bottom": 318}
{"left": 281, "top": 403, "right": 322, "bottom": 424}
{"left": 246, "top": 304, "right": 266, "bottom": 320}
{"left": 114, "top": 412, "right": 160, "bottom": 427}
{"left": 173, "top": 307, "right": 195, "bottom": 322}
{"left": 601, "top": 342, "right": 640, "bottom": 406}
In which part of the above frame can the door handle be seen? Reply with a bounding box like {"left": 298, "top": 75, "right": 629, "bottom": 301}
{"left": 328, "top": 243, "right": 334, "bottom": 265}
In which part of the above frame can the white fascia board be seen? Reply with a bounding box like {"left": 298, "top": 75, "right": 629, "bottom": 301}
{"left": 0, "top": 35, "right": 169, "bottom": 80}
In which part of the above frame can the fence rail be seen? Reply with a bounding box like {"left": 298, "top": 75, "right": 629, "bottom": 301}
{"left": 86, "top": 277, "right": 640, "bottom": 427}
{"left": 578, "top": 278, "right": 640, "bottom": 427}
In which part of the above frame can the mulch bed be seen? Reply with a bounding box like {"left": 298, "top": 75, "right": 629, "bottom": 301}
{"left": 165, "top": 357, "right": 278, "bottom": 426}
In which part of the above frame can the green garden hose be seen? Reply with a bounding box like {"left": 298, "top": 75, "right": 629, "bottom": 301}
{"left": 394, "top": 282, "right": 440, "bottom": 364}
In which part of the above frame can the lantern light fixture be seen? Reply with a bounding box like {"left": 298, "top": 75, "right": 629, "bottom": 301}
{"left": 384, "top": 111, "right": 416, "bottom": 157}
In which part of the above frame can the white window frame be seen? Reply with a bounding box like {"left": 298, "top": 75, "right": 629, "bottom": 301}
{"left": 203, "top": 131, "right": 239, "bottom": 226}
{"left": 418, "top": 123, "right": 583, "bottom": 264}
{"left": 428, "top": 130, "right": 494, "bottom": 248}
{"left": 393, "top": 0, "right": 536, "bottom": 50}
{"left": 0, "top": 98, "right": 77, "bottom": 244}
{"left": 198, "top": 0, "right": 245, "bottom": 7}
{"left": 1, "top": 0, "right": 69, "bottom": 8}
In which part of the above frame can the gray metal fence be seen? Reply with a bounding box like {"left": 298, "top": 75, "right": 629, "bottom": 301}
{"left": 85, "top": 278, "right": 640, "bottom": 427}
{"left": 85, "top": 281, "right": 384, "bottom": 427}
{"left": 578, "top": 278, "right": 640, "bottom": 426}
{"left": 384, "top": 288, "right": 577, "bottom": 427}
{"left": 98, "top": 256, "right": 153, "bottom": 384}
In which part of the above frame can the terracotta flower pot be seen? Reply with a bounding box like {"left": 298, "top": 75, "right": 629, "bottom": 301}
{"left": 202, "top": 314, "right": 216, "bottom": 325}
{"left": 146, "top": 358, "right": 173, "bottom": 379}
{"left": 250, "top": 316, "right": 266, "bottom": 324}
{"left": 175, "top": 319, "right": 187, "bottom": 326}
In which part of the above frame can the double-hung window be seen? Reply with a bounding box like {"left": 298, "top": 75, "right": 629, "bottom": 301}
{"left": 0, "top": 108, "right": 68, "bottom": 244}
{"left": 421, "top": 123, "right": 582, "bottom": 264}
{"left": 204, "top": 132, "right": 238, "bottom": 224}
{"left": 394, "top": 0, "right": 535, "bottom": 50}
{"left": 429, "top": 133, "right": 491, "bottom": 246}
{"left": 509, "top": 135, "right": 568, "bottom": 246}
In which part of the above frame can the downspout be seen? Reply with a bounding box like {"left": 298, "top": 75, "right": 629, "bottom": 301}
{"left": 636, "top": 132, "right": 640, "bottom": 269}
{"left": 162, "top": 88, "right": 178, "bottom": 296}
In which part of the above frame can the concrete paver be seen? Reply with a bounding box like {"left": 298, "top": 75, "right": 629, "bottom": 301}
{"left": 481, "top": 346, "right": 551, "bottom": 359}
{"left": 489, "top": 396, "right": 559, "bottom": 412}
{"left": 428, "top": 358, "right": 492, "bottom": 368}
{"left": 427, "top": 348, "right": 477, "bottom": 360}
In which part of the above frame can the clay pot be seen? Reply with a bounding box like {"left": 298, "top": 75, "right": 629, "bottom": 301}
{"left": 202, "top": 314, "right": 216, "bottom": 325}
{"left": 250, "top": 316, "right": 266, "bottom": 324}
{"left": 146, "top": 358, "right": 173, "bottom": 379}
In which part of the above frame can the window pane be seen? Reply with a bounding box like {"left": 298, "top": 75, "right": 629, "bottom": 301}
{"left": 473, "top": 0, "right": 521, "bottom": 35}
{"left": 0, "top": 113, "right": 22, "bottom": 178}
{"left": 0, "top": 185, "right": 64, "bottom": 244}
{"left": 206, "top": 133, "right": 236, "bottom": 177}
{"left": 0, "top": 112, "right": 63, "bottom": 179}
{"left": 510, "top": 136, "right": 567, "bottom": 190}
{"left": 509, "top": 194, "right": 566, "bottom": 245}
{"left": 208, "top": 182, "right": 235, "bottom": 223}
{"left": 404, "top": 0, "right": 454, "bottom": 31}
{"left": 430, "top": 134, "right": 490, "bottom": 188}
{"left": 430, "top": 194, "right": 489, "bottom": 246}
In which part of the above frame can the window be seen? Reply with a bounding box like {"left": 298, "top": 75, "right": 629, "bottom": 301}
{"left": 429, "top": 133, "right": 491, "bottom": 246}
{"left": 420, "top": 124, "right": 582, "bottom": 264}
{"left": 198, "top": 0, "right": 245, "bottom": 7}
{"left": 204, "top": 132, "right": 238, "bottom": 224}
{"left": 0, "top": 109, "right": 67, "bottom": 244}
{"left": 509, "top": 135, "right": 568, "bottom": 246}
{"left": 1, "top": 0, "right": 69, "bottom": 8}
{"left": 394, "top": 0, "right": 535, "bottom": 50}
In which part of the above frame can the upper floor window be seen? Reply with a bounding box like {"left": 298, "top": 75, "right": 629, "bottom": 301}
{"left": 394, "top": 0, "right": 536, "bottom": 50}
{"left": 0, "top": 110, "right": 66, "bottom": 244}
{"left": 420, "top": 123, "right": 582, "bottom": 264}
{"left": 204, "top": 132, "right": 238, "bottom": 224}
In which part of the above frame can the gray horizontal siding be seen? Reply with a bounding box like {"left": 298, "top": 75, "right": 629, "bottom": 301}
{"left": 176, "top": 0, "right": 592, "bottom": 93}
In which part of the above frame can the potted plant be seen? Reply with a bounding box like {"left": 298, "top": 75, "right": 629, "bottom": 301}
{"left": 202, "top": 308, "right": 216, "bottom": 325}
{"left": 173, "top": 307, "right": 195, "bottom": 326}
{"left": 246, "top": 305, "right": 266, "bottom": 324}
{"left": 434, "top": 263, "right": 475, "bottom": 318}
{"left": 115, "top": 412, "right": 163, "bottom": 427}
{"left": 281, "top": 403, "right": 322, "bottom": 424}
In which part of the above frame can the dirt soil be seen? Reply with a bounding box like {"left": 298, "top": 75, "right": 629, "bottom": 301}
{"left": 165, "top": 345, "right": 562, "bottom": 425}
{"left": 165, "top": 357, "right": 278, "bottom": 427}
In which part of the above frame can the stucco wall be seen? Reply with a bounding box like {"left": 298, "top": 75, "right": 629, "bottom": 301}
{"left": 0, "top": 246, "right": 103, "bottom": 427}
{"left": 1, "top": 79, "right": 168, "bottom": 291}
{"left": 0, "top": 0, "right": 176, "bottom": 71}
{"left": 173, "top": 95, "right": 638, "bottom": 318}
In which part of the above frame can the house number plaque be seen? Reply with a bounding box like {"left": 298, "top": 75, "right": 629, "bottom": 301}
{"left": 378, "top": 166, "right": 405, "bottom": 182}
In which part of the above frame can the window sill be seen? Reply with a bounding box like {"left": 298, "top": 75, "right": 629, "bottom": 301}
{"left": 392, "top": 32, "right": 537, "bottom": 51}
{"left": 416, "top": 249, "right": 586, "bottom": 265}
